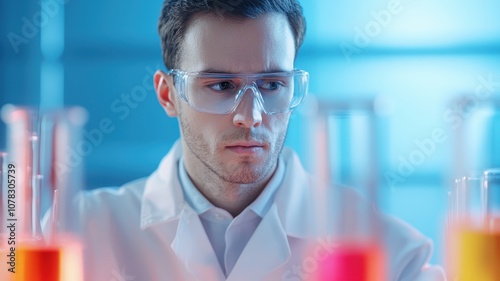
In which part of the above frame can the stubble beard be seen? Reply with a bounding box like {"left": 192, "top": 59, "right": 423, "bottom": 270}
{"left": 179, "top": 116, "right": 286, "bottom": 185}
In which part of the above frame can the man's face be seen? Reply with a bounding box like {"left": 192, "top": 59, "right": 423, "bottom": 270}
{"left": 173, "top": 13, "right": 295, "bottom": 184}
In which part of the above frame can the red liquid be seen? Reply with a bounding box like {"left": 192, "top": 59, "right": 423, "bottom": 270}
{"left": 14, "top": 240, "right": 83, "bottom": 281}
{"left": 316, "top": 244, "right": 385, "bottom": 281}
{"left": 16, "top": 246, "right": 61, "bottom": 281}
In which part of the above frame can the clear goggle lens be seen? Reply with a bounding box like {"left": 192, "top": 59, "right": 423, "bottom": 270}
{"left": 170, "top": 69, "right": 309, "bottom": 115}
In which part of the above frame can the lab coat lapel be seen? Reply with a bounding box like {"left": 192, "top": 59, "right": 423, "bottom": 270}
{"left": 275, "top": 147, "right": 324, "bottom": 238}
{"left": 227, "top": 204, "right": 291, "bottom": 281}
{"left": 141, "top": 141, "right": 184, "bottom": 228}
{"left": 171, "top": 205, "right": 226, "bottom": 281}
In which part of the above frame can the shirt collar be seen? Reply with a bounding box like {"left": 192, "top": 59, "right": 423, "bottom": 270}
{"left": 178, "top": 155, "right": 285, "bottom": 219}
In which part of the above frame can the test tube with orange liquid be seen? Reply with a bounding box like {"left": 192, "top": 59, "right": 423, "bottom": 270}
{"left": 15, "top": 237, "right": 83, "bottom": 281}
{"left": 2, "top": 106, "right": 86, "bottom": 281}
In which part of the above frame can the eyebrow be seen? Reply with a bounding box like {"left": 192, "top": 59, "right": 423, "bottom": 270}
{"left": 199, "top": 68, "right": 290, "bottom": 74}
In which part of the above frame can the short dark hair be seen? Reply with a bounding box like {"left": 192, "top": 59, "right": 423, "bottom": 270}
{"left": 158, "top": 0, "right": 306, "bottom": 69}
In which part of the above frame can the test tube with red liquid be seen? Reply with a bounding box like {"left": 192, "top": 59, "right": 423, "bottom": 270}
{"left": 1, "top": 105, "right": 87, "bottom": 281}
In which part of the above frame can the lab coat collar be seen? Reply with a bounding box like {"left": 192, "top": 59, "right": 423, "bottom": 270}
{"left": 140, "top": 141, "right": 185, "bottom": 229}
{"left": 171, "top": 205, "right": 226, "bottom": 281}
{"left": 227, "top": 203, "right": 290, "bottom": 281}
{"left": 170, "top": 200, "right": 291, "bottom": 281}
{"left": 274, "top": 147, "right": 323, "bottom": 238}
{"left": 140, "top": 140, "right": 320, "bottom": 238}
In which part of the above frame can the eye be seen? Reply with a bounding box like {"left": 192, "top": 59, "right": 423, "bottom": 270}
{"left": 208, "top": 81, "right": 235, "bottom": 91}
{"left": 259, "top": 81, "right": 284, "bottom": 91}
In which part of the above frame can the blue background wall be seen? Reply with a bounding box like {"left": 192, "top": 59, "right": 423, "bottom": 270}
{"left": 2, "top": 0, "right": 500, "bottom": 264}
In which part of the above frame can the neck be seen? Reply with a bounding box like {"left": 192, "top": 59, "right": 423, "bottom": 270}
{"left": 183, "top": 154, "right": 276, "bottom": 218}
{"left": 194, "top": 178, "right": 269, "bottom": 217}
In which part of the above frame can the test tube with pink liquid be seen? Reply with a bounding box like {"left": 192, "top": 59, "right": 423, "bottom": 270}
{"left": 303, "top": 98, "right": 386, "bottom": 281}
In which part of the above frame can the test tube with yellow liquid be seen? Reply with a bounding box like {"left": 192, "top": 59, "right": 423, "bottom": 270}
{"left": 446, "top": 96, "right": 500, "bottom": 280}
{"left": 452, "top": 169, "right": 500, "bottom": 281}
{"left": 455, "top": 228, "right": 500, "bottom": 281}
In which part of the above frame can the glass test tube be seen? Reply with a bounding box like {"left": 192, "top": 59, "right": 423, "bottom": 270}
{"left": 305, "top": 98, "right": 385, "bottom": 281}
{"left": 448, "top": 96, "right": 500, "bottom": 281}
{"left": 1, "top": 151, "right": 15, "bottom": 281}
{"left": 452, "top": 170, "right": 500, "bottom": 281}
{"left": 2, "top": 105, "right": 34, "bottom": 241}
{"left": 484, "top": 168, "right": 500, "bottom": 230}
{"left": 447, "top": 175, "right": 485, "bottom": 280}
{"left": 20, "top": 107, "right": 86, "bottom": 281}
{"left": 2, "top": 105, "right": 87, "bottom": 281}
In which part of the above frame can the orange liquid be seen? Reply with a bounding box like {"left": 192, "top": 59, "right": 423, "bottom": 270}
{"left": 315, "top": 243, "right": 385, "bottom": 281}
{"left": 454, "top": 230, "right": 500, "bottom": 281}
{"left": 16, "top": 246, "right": 61, "bottom": 281}
{"left": 1, "top": 249, "right": 15, "bottom": 281}
{"left": 13, "top": 241, "right": 83, "bottom": 281}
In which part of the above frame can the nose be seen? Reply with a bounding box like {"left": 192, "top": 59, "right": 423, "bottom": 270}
{"left": 232, "top": 88, "right": 263, "bottom": 128}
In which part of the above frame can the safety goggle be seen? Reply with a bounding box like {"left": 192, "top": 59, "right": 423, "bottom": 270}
{"left": 167, "top": 69, "right": 309, "bottom": 115}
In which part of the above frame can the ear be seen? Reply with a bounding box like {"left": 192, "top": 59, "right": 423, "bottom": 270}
{"left": 154, "top": 70, "right": 179, "bottom": 117}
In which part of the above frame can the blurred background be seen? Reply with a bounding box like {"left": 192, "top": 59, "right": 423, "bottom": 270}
{"left": 1, "top": 0, "right": 500, "bottom": 264}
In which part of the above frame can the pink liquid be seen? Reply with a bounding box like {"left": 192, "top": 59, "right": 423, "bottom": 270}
{"left": 316, "top": 244, "right": 385, "bottom": 281}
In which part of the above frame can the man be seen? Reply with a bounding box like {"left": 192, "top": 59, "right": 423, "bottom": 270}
{"left": 78, "top": 0, "right": 445, "bottom": 280}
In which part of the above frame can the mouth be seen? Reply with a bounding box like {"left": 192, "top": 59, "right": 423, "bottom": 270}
{"left": 225, "top": 141, "right": 266, "bottom": 154}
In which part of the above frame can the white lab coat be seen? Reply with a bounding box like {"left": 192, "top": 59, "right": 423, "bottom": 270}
{"left": 77, "top": 141, "right": 445, "bottom": 281}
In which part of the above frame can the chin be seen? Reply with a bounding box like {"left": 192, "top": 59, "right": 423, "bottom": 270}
{"left": 222, "top": 163, "right": 271, "bottom": 184}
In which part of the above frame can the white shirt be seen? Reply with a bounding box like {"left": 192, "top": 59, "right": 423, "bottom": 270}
{"left": 67, "top": 141, "right": 445, "bottom": 281}
{"left": 178, "top": 156, "right": 284, "bottom": 276}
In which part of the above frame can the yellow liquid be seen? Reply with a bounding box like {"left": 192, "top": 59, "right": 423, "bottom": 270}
{"left": 456, "top": 230, "right": 500, "bottom": 281}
